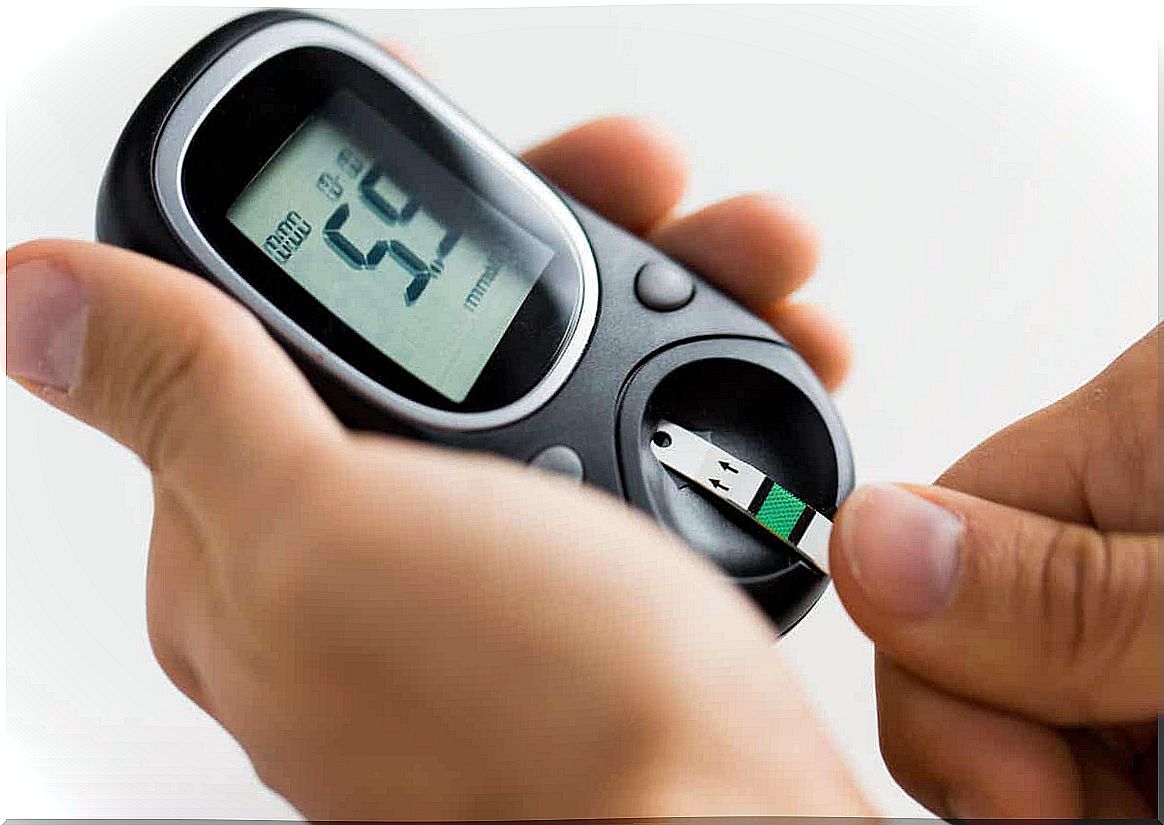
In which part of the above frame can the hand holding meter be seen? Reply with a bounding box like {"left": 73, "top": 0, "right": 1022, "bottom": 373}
{"left": 97, "top": 10, "right": 853, "bottom": 632}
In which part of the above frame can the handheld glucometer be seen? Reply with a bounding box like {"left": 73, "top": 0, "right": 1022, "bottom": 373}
{"left": 97, "top": 10, "right": 854, "bottom": 633}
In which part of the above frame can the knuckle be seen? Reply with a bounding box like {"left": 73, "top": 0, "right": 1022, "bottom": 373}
{"left": 129, "top": 333, "right": 204, "bottom": 473}
{"left": 1038, "top": 523, "right": 1099, "bottom": 678}
{"left": 110, "top": 288, "right": 260, "bottom": 475}
{"left": 1037, "top": 523, "right": 1146, "bottom": 716}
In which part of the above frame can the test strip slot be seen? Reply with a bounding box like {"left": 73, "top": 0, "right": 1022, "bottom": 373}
{"left": 650, "top": 420, "right": 832, "bottom": 575}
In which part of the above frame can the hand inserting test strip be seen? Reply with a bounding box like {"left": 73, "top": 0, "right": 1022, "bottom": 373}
{"left": 649, "top": 420, "right": 833, "bottom": 575}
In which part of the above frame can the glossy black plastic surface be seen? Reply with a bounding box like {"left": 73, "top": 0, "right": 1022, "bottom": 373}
{"left": 94, "top": 9, "right": 855, "bottom": 633}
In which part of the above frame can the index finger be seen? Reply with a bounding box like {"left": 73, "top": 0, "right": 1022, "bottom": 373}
{"left": 938, "top": 325, "right": 1160, "bottom": 532}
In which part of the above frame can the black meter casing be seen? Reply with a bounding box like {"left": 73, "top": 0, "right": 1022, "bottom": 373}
{"left": 96, "top": 10, "right": 854, "bottom": 634}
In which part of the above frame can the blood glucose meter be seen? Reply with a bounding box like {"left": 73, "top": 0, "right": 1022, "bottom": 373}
{"left": 96, "top": 10, "right": 854, "bottom": 633}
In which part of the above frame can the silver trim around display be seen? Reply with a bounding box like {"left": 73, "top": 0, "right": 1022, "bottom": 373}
{"left": 154, "top": 18, "right": 599, "bottom": 432}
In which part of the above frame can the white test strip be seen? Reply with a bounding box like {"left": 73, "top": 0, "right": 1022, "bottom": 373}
{"left": 649, "top": 420, "right": 832, "bottom": 575}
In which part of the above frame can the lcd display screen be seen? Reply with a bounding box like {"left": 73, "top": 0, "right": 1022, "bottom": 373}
{"left": 227, "top": 91, "right": 555, "bottom": 403}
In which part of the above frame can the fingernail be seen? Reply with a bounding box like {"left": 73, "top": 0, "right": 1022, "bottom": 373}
{"left": 6, "top": 259, "right": 89, "bottom": 391}
{"left": 838, "top": 483, "right": 962, "bottom": 619}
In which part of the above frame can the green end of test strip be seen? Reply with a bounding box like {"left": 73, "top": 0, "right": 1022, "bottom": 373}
{"left": 752, "top": 481, "right": 812, "bottom": 541}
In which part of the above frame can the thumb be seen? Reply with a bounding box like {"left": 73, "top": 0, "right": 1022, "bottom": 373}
{"left": 6, "top": 240, "right": 344, "bottom": 516}
{"left": 830, "top": 482, "right": 1160, "bottom": 725}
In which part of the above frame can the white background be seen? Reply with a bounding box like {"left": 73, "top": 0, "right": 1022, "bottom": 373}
{"left": 5, "top": 2, "right": 1159, "bottom": 818}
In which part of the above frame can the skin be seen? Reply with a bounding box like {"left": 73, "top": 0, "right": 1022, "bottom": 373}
{"left": 9, "top": 78, "right": 1158, "bottom": 818}
{"left": 6, "top": 117, "right": 868, "bottom": 818}
{"left": 831, "top": 326, "right": 1160, "bottom": 818}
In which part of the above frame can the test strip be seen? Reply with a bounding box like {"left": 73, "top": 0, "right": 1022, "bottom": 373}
{"left": 649, "top": 420, "right": 832, "bottom": 575}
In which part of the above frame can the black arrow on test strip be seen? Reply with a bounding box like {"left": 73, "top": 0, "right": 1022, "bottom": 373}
{"left": 719, "top": 461, "right": 739, "bottom": 474}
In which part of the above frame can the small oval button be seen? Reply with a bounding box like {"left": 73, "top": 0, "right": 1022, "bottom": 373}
{"left": 635, "top": 261, "right": 695, "bottom": 311}
{"left": 529, "top": 445, "right": 584, "bottom": 482}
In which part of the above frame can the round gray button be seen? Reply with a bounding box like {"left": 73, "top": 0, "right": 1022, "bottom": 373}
{"left": 529, "top": 445, "right": 584, "bottom": 482}
{"left": 635, "top": 261, "right": 695, "bottom": 311}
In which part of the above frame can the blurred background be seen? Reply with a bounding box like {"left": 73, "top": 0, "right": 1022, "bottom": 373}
{"left": 5, "top": 3, "right": 1158, "bottom": 818}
